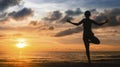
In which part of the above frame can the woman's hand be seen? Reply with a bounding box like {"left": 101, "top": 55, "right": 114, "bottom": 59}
{"left": 66, "top": 19, "right": 71, "bottom": 23}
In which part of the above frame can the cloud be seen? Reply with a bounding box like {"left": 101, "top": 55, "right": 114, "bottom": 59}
{"left": 0, "top": 8, "right": 33, "bottom": 26}
{"left": 0, "top": 0, "right": 33, "bottom": 23}
{"left": 8, "top": 8, "right": 33, "bottom": 20}
{"left": 43, "top": 10, "right": 62, "bottom": 22}
{"left": 95, "top": 8, "right": 120, "bottom": 26}
{"left": 55, "top": 27, "right": 82, "bottom": 37}
{"left": 43, "top": 8, "right": 82, "bottom": 23}
{"left": 35, "top": 25, "right": 55, "bottom": 31}
{"left": 28, "top": 20, "right": 55, "bottom": 31}
{"left": 65, "top": 8, "right": 82, "bottom": 16}
{"left": 29, "top": 21, "right": 38, "bottom": 26}
{"left": 0, "top": 0, "right": 21, "bottom": 11}
{"left": 59, "top": 8, "right": 82, "bottom": 23}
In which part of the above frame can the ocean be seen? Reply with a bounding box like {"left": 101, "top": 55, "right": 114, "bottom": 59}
{"left": 0, "top": 51, "right": 120, "bottom": 63}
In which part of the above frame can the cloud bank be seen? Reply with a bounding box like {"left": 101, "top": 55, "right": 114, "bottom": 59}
{"left": 43, "top": 8, "right": 82, "bottom": 23}
{"left": 95, "top": 8, "right": 120, "bottom": 26}
{"left": 0, "top": 0, "right": 33, "bottom": 22}
{"left": 0, "top": 0, "right": 21, "bottom": 11}
{"left": 8, "top": 8, "right": 33, "bottom": 20}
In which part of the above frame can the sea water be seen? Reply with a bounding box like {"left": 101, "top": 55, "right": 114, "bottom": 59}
{"left": 0, "top": 51, "right": 120, "bottom": 63}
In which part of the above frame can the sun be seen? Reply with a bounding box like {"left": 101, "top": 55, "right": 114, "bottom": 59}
{"left": 16, "top": 38, "right": 28, "bottom": 48}
{"left": 16, "top": 42, "right": 27, "bottom": 48}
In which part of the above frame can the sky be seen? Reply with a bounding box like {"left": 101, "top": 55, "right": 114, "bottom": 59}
{"left": 0, "top": 0, "right": 120, "bottom": 52}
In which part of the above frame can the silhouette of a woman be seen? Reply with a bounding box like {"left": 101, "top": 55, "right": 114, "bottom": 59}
{"left": 67, "top": 11, "right": 108, "bottom": 64}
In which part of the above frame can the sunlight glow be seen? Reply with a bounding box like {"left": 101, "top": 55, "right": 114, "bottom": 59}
{"left": 16, "top": 38, "right": 28, "bottom": 48}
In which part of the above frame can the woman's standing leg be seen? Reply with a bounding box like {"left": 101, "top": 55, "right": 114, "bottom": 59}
{"left": 83, "top": 37, "right": 91, "bottom": 64}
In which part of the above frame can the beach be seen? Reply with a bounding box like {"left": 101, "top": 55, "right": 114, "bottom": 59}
{"left": 0, "top": 60, "right": 120, "bottom": 67}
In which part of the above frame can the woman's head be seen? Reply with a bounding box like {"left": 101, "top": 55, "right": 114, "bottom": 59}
{"left": 84, "top": 11, "right": 91, "bottom": 18}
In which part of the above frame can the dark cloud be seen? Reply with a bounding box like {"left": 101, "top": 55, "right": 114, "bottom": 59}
{"left": 28, "top": 20, "right": 55, "bottom": 30}
{"left": 8, "top": 8, "right": 33, "bottom": 20}
{"left": 43, "top": 10, "right": 62, "bottom": 21}
{"left": 59, "top": 8, "right": 82, "bottom": 23}
{"left": 29, "top": 21, "right": 38, "bottom": 26}
{"left": 36, "top": 26, "right": 55, "bottom": 31}
{"left": 65, "top": 8, "right": 82, "bottom": 16}
{"left": 94, "top": 13, "right": 107, "bottom": 22}
{"left": 55, "top": 27, "right": 82, "bottom": 37}
{"left": 48, "top": 26, "right": 54, "bottom": 30}
{"left": 0, "top": 0, "right": 21, "bottom": 11}
{"left": 95, "top": 8, "right": 120, "bottom": 26}
{"left": 0, "top": 0, "right": 33, "bottom": 22}
{"left": 43, "top": 8, "right": 82, "bottom": 23}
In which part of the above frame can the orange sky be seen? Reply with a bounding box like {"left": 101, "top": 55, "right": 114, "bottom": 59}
{"left": 0, "top": 26, "right": 120, "bottom": 53}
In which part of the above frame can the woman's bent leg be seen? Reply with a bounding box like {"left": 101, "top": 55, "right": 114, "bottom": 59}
{"left": 90, "top": 36, "right": 100, "bottom": 44}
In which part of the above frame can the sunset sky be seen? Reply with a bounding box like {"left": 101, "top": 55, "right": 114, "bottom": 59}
{"left": 0, "top": 0, "right": 120, "bottom": 52}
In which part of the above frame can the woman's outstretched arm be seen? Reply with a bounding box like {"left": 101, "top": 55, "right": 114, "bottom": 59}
{"left": 92, "top": 19, "right": 108, "bottom": 26}
{"left": 67, "top": 19, "right": 84, "bottom": 26}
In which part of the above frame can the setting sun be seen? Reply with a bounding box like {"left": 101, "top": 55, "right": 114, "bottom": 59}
{"left": 16, "top": 42, "right": 27, "bottom": 48}
{"left": 16, "top": 38, "right": 28, "bottom": 48}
